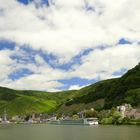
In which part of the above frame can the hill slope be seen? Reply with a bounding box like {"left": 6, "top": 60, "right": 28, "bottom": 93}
{"left": 0, "top": 63, "right": 140, "bottom": 115}
{"left": 58, "top": 63, "right": 140, "bottom": 113}
{"left": 0, "top": 88, "right": 81, "bottom": 116}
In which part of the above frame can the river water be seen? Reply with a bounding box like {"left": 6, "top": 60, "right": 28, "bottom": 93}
{"left": 0, "top": 124, "right": 139, "bottom": 140}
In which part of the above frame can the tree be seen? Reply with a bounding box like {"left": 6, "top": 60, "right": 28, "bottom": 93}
{"left": 100, "top": 111, "right": 123, "bottom": 125}
{"left": 101, "top": 117, "right": 113, "bottom": 125}
{"left": 123, "top": 117, "right": 131, "bottom": 124}
{"left": 112, "top": 111, "right": 123, "bottom": 124}
{"left": 72, "top": 114, "right": 79, "bottom": 120}
{"left": 85, "top": 110, "right": 98, "bottom": 118}
{"left": 98, "top": 110, "right": 110, "bottom": 121}
{"left": 56, "top": 113, "right": 62, "bottom": 120}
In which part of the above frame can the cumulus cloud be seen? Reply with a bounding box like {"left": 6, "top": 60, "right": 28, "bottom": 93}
{"left": 71, "top": 43, "right": 140, "bottom": 80}
{"left": 0, "top": 47, "right": 66, "bottom": 91}
{"left": 0, "top": 0, "right": 140, "bottom": 90}
{"left": 69, "top": 84, "right": 85, "bottom": 90}
{"left": 0, "top": 0, "right": 140, "bottom": 61}
{"left": 0, "top": 49, "right": 15, "bottom": 81}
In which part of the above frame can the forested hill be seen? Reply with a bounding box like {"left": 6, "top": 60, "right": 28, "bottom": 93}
{"left": 0, "top": 63, "right": 140, "bottom": 115}
{"left": 60, "top": 63, "right": 140, "bottom": 113}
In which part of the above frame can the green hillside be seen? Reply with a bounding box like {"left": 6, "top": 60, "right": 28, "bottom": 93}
{"left": 0, "top": 87, "right": 82, "bottom": 116}
{"left": 60, "top": 63, "right": 140, "bottom": 113}
{"left": 0, "top": 63, "right": 140, "bottom": 115}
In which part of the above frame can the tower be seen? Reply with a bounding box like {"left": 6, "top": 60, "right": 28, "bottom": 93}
{"left": 3, "top": 109, "right": 7, "bottom": 122}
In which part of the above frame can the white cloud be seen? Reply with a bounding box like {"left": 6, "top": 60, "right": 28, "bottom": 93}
{"left": 0, "top": 0, "right": 140, "bottom": 90}
{"left": 6, "top": 76, "right": 63, "bottom": 91}
{"left": 0, "top": 47, "right": 66, "bottom": 91}
{"left": 71, "top": 43, "right": 140, "bottom": 80}
{"left": 0, "top": 49, "right": 15, "bottom": 81}
{"left": 35, "top": 54, "right": 46, "bottom": 65}
{"left": 0, "top": 43, "right": 140, "bottom": 91}
{"left": 0, "top": 0, "right": 140, "bottom": 63}
{"left": 69, "top": 84, "right": 86, "bottom": 90}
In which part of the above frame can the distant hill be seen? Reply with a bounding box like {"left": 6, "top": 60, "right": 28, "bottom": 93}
{"left": 0, "top": 87, "right": 80, "bottom": 116}
{"left": 0, "top": 64, "right": 140, "bottom": 115}
{"left": 59, "top": 63, "right": 140, "bottom": 113}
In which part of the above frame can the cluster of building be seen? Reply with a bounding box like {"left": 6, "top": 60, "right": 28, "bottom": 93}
{"left": 117, "top": 104, "right": 140, "bottom": 119}
{"left": 0, "top": 104, "right": 140, "bottom": 125}
{"left": 0, "top": 109, "right": 99, "bottom": 125}
{"left": 0, "top": 113, "right": 58, "bottom": 124}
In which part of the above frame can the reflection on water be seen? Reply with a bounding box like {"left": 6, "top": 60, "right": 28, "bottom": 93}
{"left": 0, "top": 124, "right": 140, "bottom": 140}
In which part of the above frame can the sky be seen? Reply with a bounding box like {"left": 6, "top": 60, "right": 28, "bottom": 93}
{"left": 0, "top": 0, "right": 140, "bottom": 91}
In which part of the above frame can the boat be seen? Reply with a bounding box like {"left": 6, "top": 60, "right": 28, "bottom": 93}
{"left": 84, "top": 118, "right": 99, "bottom": 125}
{"left": 50, "top": 118, "right": 98, "bottom": 125}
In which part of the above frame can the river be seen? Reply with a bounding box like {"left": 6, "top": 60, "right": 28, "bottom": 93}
{"left": 0, "top": 124, "right": 139, "bottom": 140}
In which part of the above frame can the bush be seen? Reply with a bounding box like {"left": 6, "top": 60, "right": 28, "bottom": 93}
{"left": 101, "top": 111, "right": 123, "bottom": 125}
{"left": 72, "top": 114, "right": 79, "bottom": 120}
{"left": 85, "top": 110, "right": 98, "bottom": 118}
{"left": 122, "top": 117, "right": 131, "bottom": 124}
{"left": 101, "top": 117, "right": 113, "bottom": 124}
{"left": 112, "top": 111, "right": 123, "bottom": 124}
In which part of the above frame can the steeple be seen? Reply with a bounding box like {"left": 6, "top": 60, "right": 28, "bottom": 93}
{"left": 3, "top": 109, "right": 7, "bottom": 122}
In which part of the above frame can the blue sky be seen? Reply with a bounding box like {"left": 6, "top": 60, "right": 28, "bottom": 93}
{"left": 17, "top": 0, "right": 49, "bottom": 6}
{"left": 0, "top": 0, "right": 140, "bottom": 91}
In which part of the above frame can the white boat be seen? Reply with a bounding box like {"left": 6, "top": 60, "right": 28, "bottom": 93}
{"left": 50, "top": 118, "right": 98, "bottom": 125}
{"left": 84, "top": 118, "right": 99, "bottom": 125}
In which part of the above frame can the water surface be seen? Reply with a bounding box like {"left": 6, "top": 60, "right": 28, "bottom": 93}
{"left": 0, "top": 124, "right": 139, "bottom": 140}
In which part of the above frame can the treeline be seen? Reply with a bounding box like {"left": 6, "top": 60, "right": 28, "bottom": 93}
{"left": 65, "top": 64, "right": 140, "bottom": 109}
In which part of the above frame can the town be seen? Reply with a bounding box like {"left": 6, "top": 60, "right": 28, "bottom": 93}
{"left": 0, "top": 104, "right": 140, "bottom": 125}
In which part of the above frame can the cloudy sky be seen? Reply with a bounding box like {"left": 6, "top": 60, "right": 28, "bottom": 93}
{"left": 0, "top": 0, "right": 140, "bottom": 91}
